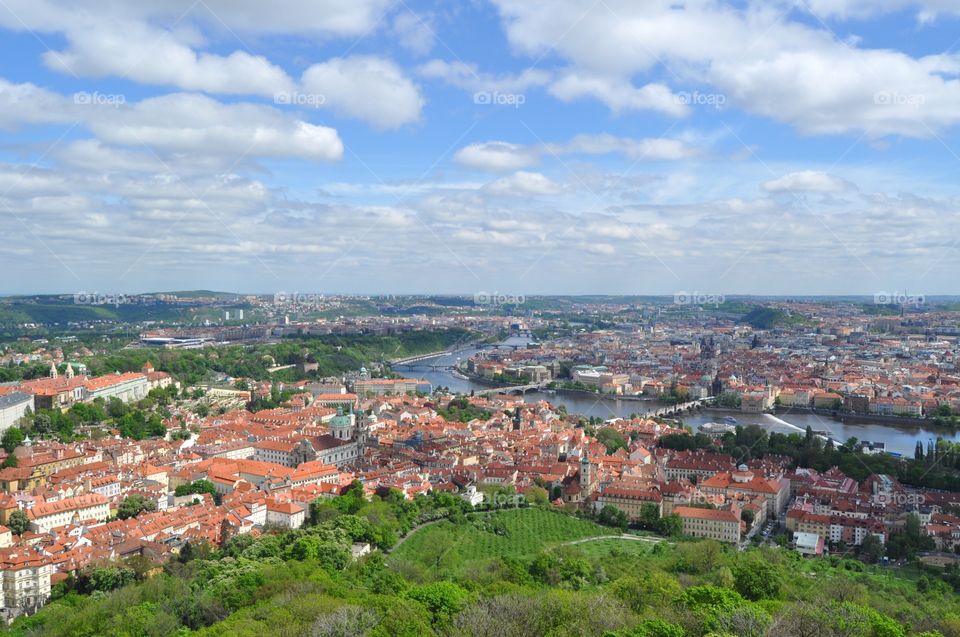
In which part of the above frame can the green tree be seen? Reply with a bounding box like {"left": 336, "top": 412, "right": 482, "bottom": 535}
{"left": 733, "top": 559, "right": 782, "bottom": 601}
{"left": 598, "top": 504, "right": 629, "bottom": 531}
{"left": 405, "top": 581, "right": 470, "bottom": 625}
{"left": 858, "top": 532, "right": 885, "bottom": 564}
{"left": 7, "top": 509, "right": 29, "bottom": 535}
{"left": 596, "top": 427, "right": 629, "bottom": 454}
{"left": 1, "top": 426, "right": 24, "bottom": 453}
{"left": 117, "top": 495, "right": 158, "bottom": 520}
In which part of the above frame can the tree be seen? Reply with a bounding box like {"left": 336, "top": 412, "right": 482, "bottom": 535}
{"left": 858, "top": 533, "right": 885, "bottom": 564}
{"left": 7, "top": 510, "right": 29, "bottom": 535}
{"left": 656, "top": 513, "right": 683, "bottom": 536}
{"left": 117, "top": 495, "right": 157, "bottom": 520}
{"left": 598, "top": 505, "right": 628, "bottom": 531}
{"left": 596, "top": 427, "right": 628, "bottom": 454}
{"left": 525, "top": 486, "right": 549, "bottom": 507}
{"left": 1, "top": 427, "right": 24, "bottom": 453}
{"left": 404, "top": 581, "right": 469, "bottom": 625}
{"left": 639, "top": 502, "right": 661, "bottom": 530}
{"left": 32, "top": 413, "right": 52, "bottom": 437}
{"left": 733, "top": 559, "right": 782, "bottom": 601}
{"left": 741, "top": 508, "right": 755, "bottom": 531}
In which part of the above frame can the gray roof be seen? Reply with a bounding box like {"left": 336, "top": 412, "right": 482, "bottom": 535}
{"left": 0, "top": 392, "right": 33, "bottom": 410}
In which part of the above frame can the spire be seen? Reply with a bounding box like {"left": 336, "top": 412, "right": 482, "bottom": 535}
{"left": 49, "top": 362, "right": 58, "bottom": 379}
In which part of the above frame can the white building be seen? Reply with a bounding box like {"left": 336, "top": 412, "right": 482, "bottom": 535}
{"left": 27, "top": 494, "right": 110, "bottom": 532}
{"left": 265, "top": 500, "right": 305, "bottom": 529}
{"left": 460, "top": 485, "right": 484, "bottom": 506}
{"left": 0, "top": 393, "right": 33, "bottom": 433}
{"left": 0, "top": 548, "right": 51, "bottom": 620}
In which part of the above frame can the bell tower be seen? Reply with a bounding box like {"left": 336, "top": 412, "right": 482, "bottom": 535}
{"left": 579, "top": 450, "right": 593, "bottom": 494}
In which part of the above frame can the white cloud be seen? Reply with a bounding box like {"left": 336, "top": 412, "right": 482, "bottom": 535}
{"left": 392, "top": 11, "right": 435, "bottom": 56}
{"left": 552, "top": 134, "right": 700, "bottom": 160}
{"left": 454, "top": 142, "right": 540, "bottom": 171}
{"left": 0, "top": 79, "right": 344, "bottom": 162}
{"left": 549, "top": 73, "right": 688, "bottom": 116}
{"left": 301, "top": 56, "right": 424, "bottom": 129}
{"left": 801, "top": 0, "right": 960, "bottom": 22}
{"left": 484, "top": 171, "right": 562, "bottom": 196}
{"left": 0, "top": 0, "right": 393, "bottom": 100}
{"left": 0, "top": 0, "right": 393, "bottom": 37}
{"left": 417, "top": 59, "right": 551, "bottom": 94}
{"left": 490, "top": 0, "right": 960, "bottom": 137}
{"left": 94, "top": 94, "right": 344, "bottom": 161}
{"left": 455, "top": 134, "right": 701, "bottom": 172}
{"left": 762, "top": 171, "right": 855, "bottom": 193}
{"left": 42, "top": 19, "right": 294, "bottom": 96}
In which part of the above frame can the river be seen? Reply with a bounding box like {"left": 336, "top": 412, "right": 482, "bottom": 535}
{"left": 393, "top": 338, "right": 960, "bottom": 457}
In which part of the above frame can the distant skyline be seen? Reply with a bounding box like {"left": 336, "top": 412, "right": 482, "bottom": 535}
{"left": 3, "top": 1, "right": 960, "bottom": 295}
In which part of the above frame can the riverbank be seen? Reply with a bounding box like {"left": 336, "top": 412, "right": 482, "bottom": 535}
{"left": 773, "top": 406, "right": 951, "bottom": 428}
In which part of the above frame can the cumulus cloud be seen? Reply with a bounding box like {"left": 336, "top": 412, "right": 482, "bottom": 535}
{"left": 762, "top": 171, "right": 855, "bottom": 194}
{"left": 484, "top": 171, "right": 562, "bottom": 196}
{"left": 0, "top": 79, "right": 344, "bottom": 162}
{"left": 0, "top": 0, "right": 392, "bottom": 97}
{"left": 392, "top": 11, "right": 435, "bottom": 55}
{"left": 549, "top": 73, "right": 688, "bottom": 116}
{"left": 301, "top": 56, "right": 424, "bottom": 129}
{"left": 551, "top": 134, "right": 701, "bottom": 160}
{"left": 490, "top": 0, "right": 960, "bottom": 136}
{"left": 454, "top": 142, "right": 541, "bottom": 171}
{"left": 42, "top": 19, "right": 294, "bottom": 96}
{"left": 455, "top": 134, "right": 701, "bottom": 172}
{"left": 417, "top": 59, "right": 551, "bottom": 94}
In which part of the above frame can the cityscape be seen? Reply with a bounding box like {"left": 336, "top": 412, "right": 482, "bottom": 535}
{"left": 3, "top": 1, "right": 960, "bottom": 636}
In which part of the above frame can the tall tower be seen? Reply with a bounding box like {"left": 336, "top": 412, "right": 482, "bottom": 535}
{"left": 329, "top": 407, "right": 356, "bottom": 441}
{"left": 64, "top": 363, "right": 74, "bottom": 379}
{"left": 49, "top": 362, "right": 58, "bottom": 379}
{"left": 579, "top": 450, "right": 593, "bottom": 494}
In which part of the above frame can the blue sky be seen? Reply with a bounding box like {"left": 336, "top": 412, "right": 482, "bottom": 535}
{"left": 2, "top": 0, "right": 960, "bottom": 297}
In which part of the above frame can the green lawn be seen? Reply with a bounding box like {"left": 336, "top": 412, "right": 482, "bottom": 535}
{"left": 564, "top": 537, "right": 655, "bottom": 561}
{"left": 390, "top": 508, "right": 614, "bottom": 573}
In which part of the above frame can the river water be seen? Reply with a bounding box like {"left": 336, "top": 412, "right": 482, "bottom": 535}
{"left": 394, "top": 339, "right": 960, "bottom": 457}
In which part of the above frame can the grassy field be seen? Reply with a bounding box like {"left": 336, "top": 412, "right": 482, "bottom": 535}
{"left": 564, "top": 537, "right": 656, "bottom": 561}
{"left": 390, "top": 508, "right": 614, "bottom": 574}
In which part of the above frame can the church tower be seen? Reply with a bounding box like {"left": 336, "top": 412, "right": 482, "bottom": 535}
{"left": 579, "top": 450, "right": 594, "bottom": 495}
{"left": 49, "top": 362, "right": 58, "bottom": 379}
{"left": 329, "top": 406, "right": 356, "bottom": 441}
{"left": 64, "top": 363, "right": 74, "bottom": 379}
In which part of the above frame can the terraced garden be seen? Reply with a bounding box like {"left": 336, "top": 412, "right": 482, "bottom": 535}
{"left": 389, "top": 507, "right": 615, "bottom": 572}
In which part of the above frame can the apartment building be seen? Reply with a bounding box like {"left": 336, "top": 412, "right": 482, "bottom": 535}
{"left": 27, "top": 493, "right": 110, "bottom": 532}
{"left": 0, "top": 548, "right": 51, "bottom": 619}
{"left": 594, "top": 485, "right": 662, "bottom": 520}
{"left": 674, "top": 506, "right": 742, "bottom": 544}
{"left": 0, "top": 393, "right": 33, "bottom": 433}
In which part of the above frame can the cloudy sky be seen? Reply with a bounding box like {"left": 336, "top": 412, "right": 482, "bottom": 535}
{"left": 2, "top": 0, "right": 960, "bottom": 296}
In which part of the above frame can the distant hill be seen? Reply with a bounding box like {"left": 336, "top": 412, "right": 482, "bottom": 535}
{"left": 742, "top": 306, "right": 808, "bottom": 329}
{"left": 146, "top": 290, "right": 239, "bottom": 299}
